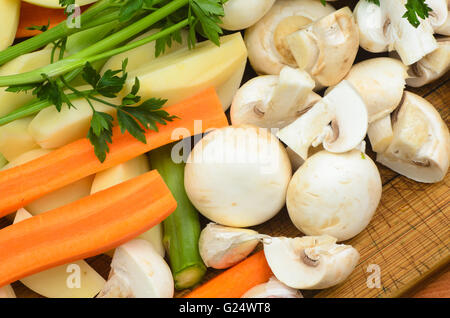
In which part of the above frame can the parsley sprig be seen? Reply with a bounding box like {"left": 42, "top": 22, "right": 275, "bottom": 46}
{"left": 320, "top": 0, "right": 432, "bottom": 28}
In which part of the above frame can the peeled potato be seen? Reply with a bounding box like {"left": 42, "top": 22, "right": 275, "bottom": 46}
{"left": 101, "top": 29, "right": 189, "bottom": 74}
{"left": 0, "top": 0, "right": 20, "bottom": 51}
{"left": 0, "top": 48, "right": 55, "bottom": 117}
{"left": 0, "top": 117, "right": 39, "bottom": 161}
{"left": 91, "top": 155, "right": 165, "bottom": 257}
{"left": 127, "top": 32, "right": 248, "bottom": 110}
{"left": 1, "top": 148, "right": 52, "bottom": 171}
{"left": 22, "top": 0, "right": 97, "bottom": 8}
{"left": 14, "top": 209, "right": 105, "bottom": 298}
{"left": 28, "top": 95, "right": 118, "bottom": 149}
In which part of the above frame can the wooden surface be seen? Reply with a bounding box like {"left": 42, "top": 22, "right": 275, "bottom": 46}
{"left": 2, "top": 0, "right": 449, "bottom": 298}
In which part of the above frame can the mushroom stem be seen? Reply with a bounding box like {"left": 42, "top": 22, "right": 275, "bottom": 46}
{"left": 368, "top": 115, "right": 394, "bottom": 153}
{"left": 301, "top": 249, "right": 320, "bottom": 267}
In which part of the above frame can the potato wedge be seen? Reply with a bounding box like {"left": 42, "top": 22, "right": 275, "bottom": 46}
{"left": 0, "top": 0, "right": 20, "bottom": 51}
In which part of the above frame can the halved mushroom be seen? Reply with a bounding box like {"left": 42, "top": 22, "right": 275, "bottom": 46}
{"left": 434, "top": 0, "right": 450, "bottom": 35}
{"left": 245, "top": 0, "right": 335, "bottom": 76}
{"left": 354, "top": 0, "right": 438, "bottom": 65}
{"left": 184, "top": 125, "right": 292, "bottom": 228}
{"left": 286, "top": 7, "right": 360, "bottom": 87}
{"left": 368, "top": 115, "right": 395, "bottom": 153}
{"left": 377, "top": 92, "right": 450, "bottom": 183}
{"left": 98, "top": 239, "right": 174, "bottom": 298}
{"left": 199, "top": 223, "right": 268, "bottom": 269}
{"left": 277, "top": 80, "right": 368, "bottom": 160}
{"left": 242, "top": 276, "right": 303, "bottom": 298}
{"left": 286, "top": 150, "right": 382, "bottom": 241}
{"left": 220, "top": 0, "right": 276, "bottom": 31}
{"left": 403, "top": 37, "right": 450, "bottom": 87}
{"left": 230, "top": 66, "right": 319, "bottom": 129}
{"left": 264, "top": 236, "right": 359, "bottom": 289}
{"left": 426, "top": 0, "right": 449, "bottom": 32}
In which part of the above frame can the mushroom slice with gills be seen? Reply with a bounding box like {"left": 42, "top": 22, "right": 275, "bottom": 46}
{"left": 198, "top": 223, "right": 269, "bottom": 269}
{"left": 426, "top": 0, "right": 449, "bottom": 33}
{"left": 242, "top": 276, "right": 303, "bottom": 298}
{"left": 245, "top": 0, "right": 336, "bottom": 76}
{"left": 277, "top": 80, "right": 368, "bottom": 160}
{"left": 354, "top": 0, "right": 438, "bottom": 66}
{"left": 377, "top": 92, "right": 450, "bottom": 183}
{"left": 286, "top": 150, "right": 382, "bottom": 241}
{"left": 98, "top": 239, "right": 174, "bottom": 298}
{"left": 263, "top": 236, "right": 359, "bottom": 290}
{"left": 230, "top": 66, "right": 319, "bottom": 129}
{"left": 403, "top": 38, "right": 450, "bottom": 88}
{"left": 286, "top": 7, "right": 360, "bottom": 87}
{"left": 220, "top": 0, "right": 276, "bottom": 31}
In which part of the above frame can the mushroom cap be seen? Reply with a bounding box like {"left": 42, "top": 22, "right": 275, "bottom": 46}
{"left": 341, "top": 57, "right": 408, "bottom": 123}
{"left": 426, "top": 0, "right": 449, "bottom": 31}
{"left": 287, "top": 7, "right": 360, "bottom": 87}
{"left": 184, "top": 125, "right": 292, "bottom": 227}
{"left": 405, "top": 38, "right": 450, "bottom": 88}
{"left": 99, "top": 239, "right": 174, "bottom": 298}
{"left": 221, "top": 0, "right": 276, "bottom": 31}
{"left": 263, "top": 236, "right": 360, "bottom": 289}
{"left": 354, "top": 0, "right": 389, "bottom": 53}
{"left": 286, "top": 150, "right": 382, "bottom": 241}
{"left": 377, "top": 92, "right": 450, "bottom": 183}
{"left": 245, "top": 0, "right": 335, "bottom": 75}
{"left": 230, "top": 73, "right": 320, "bottom": 129}
{"left": 242, "top": 276, "right": 303, "bottom": 298}
{"left": 199, "top": 223, "right": 261, "bottom": 269}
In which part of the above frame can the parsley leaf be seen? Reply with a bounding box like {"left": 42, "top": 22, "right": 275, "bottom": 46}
{"left": 88, "top": 111, "right": 114, "bottom": 163}
{"left": 402, "top": 0, "right": 432, "bottom": 28}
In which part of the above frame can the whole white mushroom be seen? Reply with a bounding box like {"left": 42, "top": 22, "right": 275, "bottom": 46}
{"left": 286, "top": 149, "right": 382, "bottom": 241}
{"left": 221, "top": 0, "right": 276, "bottom": 31}
{"left": 185, "top": 125, "right": 292, "bottom": 227}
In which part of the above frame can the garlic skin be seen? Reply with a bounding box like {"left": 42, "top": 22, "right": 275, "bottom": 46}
{"left": 242, "top": 276, "right": 303, "bottom": 298}
{"left": 199, "top": 223, "right": 262, "bottom": 269}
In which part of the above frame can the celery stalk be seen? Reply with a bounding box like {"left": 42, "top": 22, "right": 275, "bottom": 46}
{"left": 149, "top": 144, "right": 206, "bottom": 290}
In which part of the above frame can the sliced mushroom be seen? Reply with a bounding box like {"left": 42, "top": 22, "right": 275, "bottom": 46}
{"left": 221, "top": 0, "right": 276, "bottom": 31}
{"left": 184, "top": 125, "right": 292, "bottom": 227}
{"left": 434, "top": 0, "right": 450, "bottom": 35}
{"left": 286, "top": 150, "right": 382, "bottom": 241}
{"left": 242, "top": 276, "right": 303, "bottom": 298}
{"left": 277, "top": 80, "right": 368, "bottom": 160}
{"left": 403, "top": 37, "right": 450, "bottom": 87}
{"left": 264, "top": 236, "right": 359, "bottom": 289}
{"left": 426, "top": 0, "right": 449, "bottom": 32}
{"left": 286, "top": 7, "right": 360, "bottom": 87}
{"left": 245, "top": 0, "right": 335, "bottom": 76}
{"left": 230, "top": 66, "right": 319, "bottom": 129}
{"left": 354, "top": 0, "right": 438, "bottom": 65}
{"left": 199, "top": 223, "right": 268, "bottom": 269}
{"left": 338, "top": 57, "right": 408, "bottom": 123}
{"left": 98, "top": 239, "right": 174, "bottom": 298}
{"left": 377, "top": 92, "right": 450, "bottom": 183}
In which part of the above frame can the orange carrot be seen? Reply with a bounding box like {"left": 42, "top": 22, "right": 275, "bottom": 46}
{"left": 0, "top": 87, "right": 228, "bottom": 217}
{"left": 16, "top": 3, "right": 68, "bottom": 38}
{"left": 0, "top": 170, "right": 176, "bottom": 287}
{"left": 185, "top": 251, "right": 273, "bottom": 298}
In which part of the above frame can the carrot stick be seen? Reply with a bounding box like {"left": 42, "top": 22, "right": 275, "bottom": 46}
{"left": 0, "top": 87, "right": 228, "bottom": 217}
{"left": 0, "top": 170, "right": 177, "bottom": 287}
{"left": 16, "top": 3, "right": 68, "bottom": 38}
{"left": 184, "top": 251, "right": 273, "bottom": 298}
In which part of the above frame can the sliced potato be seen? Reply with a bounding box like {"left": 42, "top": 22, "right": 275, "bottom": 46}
{"left": 0, "top": 117, "right": 39, "bottom": 161}
{"left": 0, "top": 285, "right": 15, "bottom": 298}
{"left": 14, "top": 208, "right": 105, "bottom": 298}
{"left": 0, "top": 0, "right": 20, "bottom": 51}
{"left": 91, "top": 155, "right": 165, "bottom": 257}
{"left": 0, "top": 48, "right": 55, "bottom": 117}
{"left": 22, "top": 0, "right": 97, "bottom": 8}
{"left": 28, "top": 95, "right": 118, "bottom": 149}
{"left": 101, "top": 29, "right": 188, "bottom": 74}
{"left": 127, "top": 32, "right": 248, "bottom": 110}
